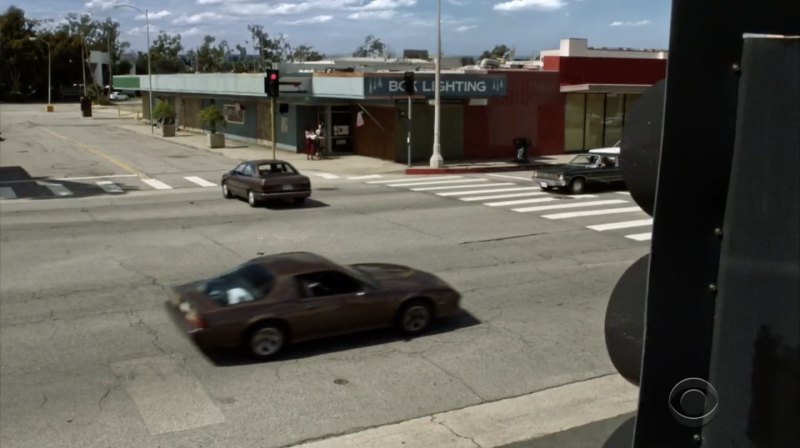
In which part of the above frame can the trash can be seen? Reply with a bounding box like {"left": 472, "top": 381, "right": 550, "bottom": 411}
{"left": 80, "top": 97, "right": 92, "bottom": 117}
{"left": 513, "top": 137, "right": 531, "bottom": 163}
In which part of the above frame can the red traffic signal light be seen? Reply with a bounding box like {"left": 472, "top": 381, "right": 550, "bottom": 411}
{"left": 265, "top": 70, "right": 280, "bottom": 98}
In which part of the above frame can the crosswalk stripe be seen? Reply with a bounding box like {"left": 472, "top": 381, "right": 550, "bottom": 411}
{"left": 487, "top": 173, "right": 534, "bottom": 181}
{"left": 141, "top": 178, "right": 173, "bottom": 190}
{"left": 513, "top": 199, "right": 628, "bottom": 213}
{"left": 587, "top": 219, "right": 653, "bottom": 231}
{"left": 307, "top": 172, "right": 339, "bottom": 179}
{"left": 387, "top": 178, "right": 482, "bottom": 187}
{"left": 411, "top": 180, "right": 502, "bottom": 191}
{"left": 543, "top": 206, "right": 643, "bottom": 220}
{"left": 487, "top": 197, "right": 557, "bottom": 207}
{"left": 438, "top": 186, "right": 542, "bottom": 196}
{"left": 367, "top": 176, "right": 457, "bottom": 184}
{"left": 37, "top": 181, "right": 73, "bottom": 196}
{"left": 0, "top": 187, "right": 17, "bottom": 199}
{"left": 184, "top": 176, "right": 217, "bottom": 187}
{"left": 616, "top": 191, "right": 631, "bottom": 195}
{"left": 348, "top": 174, "right": 383, "bottom": 180}
{"left": 460, "top": 191, "right": 547, "bottom": 201}
{"left": 626, "top": 232, "right": 653, "bottom": 241}
{"left": 96, "top": 180, "right": 124, "bottom": 194}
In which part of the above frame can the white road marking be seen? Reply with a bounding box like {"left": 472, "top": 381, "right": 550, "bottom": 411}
{"left": 313, "top": 172, "right": 340, "bottom": 179}
{"left": 141, "top": 178, "right": 173, "bottom": 190}
{"left": 487, "top": 173, "right": 534, "bottom": 181}
{"left": 289, "top": 374, "right": 637, "bottom": 448}
{"left": 367, "top": 176, "right": 457, "bottom": 184}
{"left": 387, "top": 178, "right": 484, "bottom": 187}
{"left": 588, "top": 218, "right": 653, "bottom": 231}
{"left": 111, "top": 356, "right": 225, "bottom": 435}
{"left": 487, "top": 197, "right": 557, "bottom": 207}
{"left": 460, "top": 191, "right": 547, "bottom": 201}
{"left": 54, "top": 174, "right": 139, "bottom": 181}
{"left": 543, "top": 206, "right": 643, "bottom": 220}
{"left": 348, "top": 174, "right": 383, "bottom": 180}
{"left": 616, "top": 191, "right": 632, "bottom": 195}
{"left": 626, "top": 232, "right": 653, "bottom": 241}
{"left": 184, "top": 176, "right": 217, "bottom": 187}
{"left": 37, "top": 181, "right": 73, "bottom": 196}
{"left": 412, "top": 181, "right": 508, "bottom": 191}
{"left": 438, "top": 186, "right": 542, "bottom": 196}
{"left": 513, "top": 199, "right": 628, "bottom": 213}
{"left": 96, "top": 180, "right": 124, "bottom": 194}
{"left": 0, "top": 187, "right": 17, "bottom": 199}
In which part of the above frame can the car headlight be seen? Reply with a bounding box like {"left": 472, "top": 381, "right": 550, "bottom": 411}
{"left": 558, "top": 174, "right": 564, "bottom": 180}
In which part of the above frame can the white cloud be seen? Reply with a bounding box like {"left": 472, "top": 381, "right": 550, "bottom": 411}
{"left": 446, "top": 0, "right": 468, "bottom": 5}
{"left": 279, "top": 15, "right": 334, "bottom": 25}
{"left": 454, "top": 25, "right": 477, "bottom": 32}
{"left": 347, "top": 10, "right": 397, "bottom": 20}
{"left": 493, "top": 0, "right": 566, "bottom": 12}
{"left": 182, "top": 27, "right": 204, "bottom": 36}
{"left": 361, "top": 0, "right": 416, "bottom": 10}
{"left": 610, "top": 20, "right": 651, "bottom": 27}
{"left": 124, "top": 25, "right": 159, "bottom": 36}
{"left": 172, "top": 12, "right": 225, "bottom": 25}
{"left": 84, "top": 0, "right": 121, "bottom": 10}
{"left": 223, "top": 0, "right": 361, "bottom": 16}
{"left": 135, "top": 10, "right": 171, "bottom": 21}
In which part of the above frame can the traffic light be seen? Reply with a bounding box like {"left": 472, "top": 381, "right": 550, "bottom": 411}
{"left": 403, "top": 71, "right": 415, "bottom": 95}
{"left": 265, "top": 70, "right": 280, "bottom": 98}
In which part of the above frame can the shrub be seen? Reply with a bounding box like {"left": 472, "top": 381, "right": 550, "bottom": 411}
{"left": 153, "top": 99, "right": 176, "bottom": 125}
{"left": 198, "top": 104, "right": 226, "bottom": 134}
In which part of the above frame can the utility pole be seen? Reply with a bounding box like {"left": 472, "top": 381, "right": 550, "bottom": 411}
{"left": 430, "top": 0, "right": 444, "bottom": 168}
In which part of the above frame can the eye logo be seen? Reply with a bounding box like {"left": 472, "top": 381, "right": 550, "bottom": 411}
{"left": 668, "top": 377, "right": 720, "bottom": 427}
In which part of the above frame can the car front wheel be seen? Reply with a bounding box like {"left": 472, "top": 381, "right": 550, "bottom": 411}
{"left": 569, "top": 178, "right": 586, "bottom": 195}
{"left": 221, "top": 182, "right": 232, "bottom": 198}
{"left": 396, "top": 300, "right": 433, "bottom": 335}
{"left": 247, "top": 190, "right": 259, "bottom": 207}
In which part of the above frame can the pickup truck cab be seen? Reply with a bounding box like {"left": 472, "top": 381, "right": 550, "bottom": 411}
{"left": 531, "top": 144, "right": 623, "bottom": 194}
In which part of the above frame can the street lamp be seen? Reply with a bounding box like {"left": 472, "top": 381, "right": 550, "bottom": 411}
{"left": 29, "top": 37, "right": 53, "bottom": 112}
{"left": 115, "top": 4, "right": 154, "bottom": 134}
{"left": 430, "top": 0, "right": 444, "bottom": 168}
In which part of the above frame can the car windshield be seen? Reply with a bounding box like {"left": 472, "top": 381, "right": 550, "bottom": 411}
{"left": 201, "top": 263, "right": 276, "bottom": 306}
{"left": 343, "top": 265, "right": 380, "bottom": 290}
{"left": 568, "top": 154, "right": 600, "bottom": 166}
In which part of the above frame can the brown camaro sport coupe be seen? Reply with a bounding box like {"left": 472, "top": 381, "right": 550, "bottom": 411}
{"left": 220, "top": 159, "right": 311, "bottom": 207}
{"left": 166, "top": 252, "right": 462, "bottom": 359}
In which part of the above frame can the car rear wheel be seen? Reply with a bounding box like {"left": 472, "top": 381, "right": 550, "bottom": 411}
{"left": 247, "top": 190, "right": 259, "bottom": 207}
{"left": 247, "top": 324, "right": 286, "bottom": 360}
{"left": 570, "top": 178, "right": 586, "bottom": 195}
{"left": 221, "top": 182, "right": 232, "bottom": 199}
{"left": 396, "top": 300, "right": 433, "bottom": 335}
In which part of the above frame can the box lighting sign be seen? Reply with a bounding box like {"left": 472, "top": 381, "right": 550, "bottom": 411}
{"left": 364, "top": 74, "right": 507, "bottom": 98}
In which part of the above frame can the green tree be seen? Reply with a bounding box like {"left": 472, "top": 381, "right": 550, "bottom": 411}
{"left": 0, "top": 6, "right": 40, "bottom": 98}
{"left": 292, "top": 44, "right": 325, "bottom": 62}
{"left": 148, "top": 31, "right": 184, "bottom": 74}
{"left": 479, "top": 44, "right": 512, "bottom": 61}
{"left": 352, "top": 35, "right": 387, "bottom": 58}
{"left": 247, "top": 24, "right": 292, "bottom": 68}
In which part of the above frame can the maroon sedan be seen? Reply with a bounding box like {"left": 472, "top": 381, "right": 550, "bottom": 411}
{"left": 221, "top": 159, "right": 311, "bottom": 207}
{"left": 166, "top": 252, "right": 462, "bottom": 359}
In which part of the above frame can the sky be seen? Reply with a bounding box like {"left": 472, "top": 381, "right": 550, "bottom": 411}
{"left": 11, "top": 0, "right": 673, "bottom": 58}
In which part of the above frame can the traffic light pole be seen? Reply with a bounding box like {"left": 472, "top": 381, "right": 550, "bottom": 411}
{"left": 271, "top": 96, "right": 276, "bottom": 159}
{"left": 407, "top": 96, "right": 412, "bottom": 167}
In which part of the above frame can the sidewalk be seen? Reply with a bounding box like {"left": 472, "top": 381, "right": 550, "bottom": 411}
{"left": 92, "top": 106, "right": 573, "bottom": 176}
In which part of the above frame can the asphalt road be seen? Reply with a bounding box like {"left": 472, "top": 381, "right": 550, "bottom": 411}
{"left": 0, "top": 104, "right": 648, "bottom": 447}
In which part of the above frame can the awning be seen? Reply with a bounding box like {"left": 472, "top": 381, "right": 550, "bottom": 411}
{"left": 560, "top": 83, "right": 652, "bottom": 94}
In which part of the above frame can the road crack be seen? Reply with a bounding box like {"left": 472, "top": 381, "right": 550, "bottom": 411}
{"left": 431, "top": 415, "right": 482, "bottom": 447}
{"left": 419, "top": 353, "right": 485, "bottom": 401}
{"left": 126, "top": 310, "right": 170, "bottom": 355}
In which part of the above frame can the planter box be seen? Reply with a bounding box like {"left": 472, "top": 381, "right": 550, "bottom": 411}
{"left": 208, "top": 133, "right": 225, "bottom": 148}
{"left": 162, "top": 124, "right": 176, "bottom": 137}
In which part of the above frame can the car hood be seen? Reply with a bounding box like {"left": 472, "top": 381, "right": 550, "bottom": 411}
{"left": 350, "top": 263, "right": 450, "bottom": 289}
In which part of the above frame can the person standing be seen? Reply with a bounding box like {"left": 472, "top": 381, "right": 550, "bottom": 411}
{"left": 305, "top": 129, "right": 315, "bottom": 160}
{"left": 314, "top": 123, "right": 324, "bottom": 159}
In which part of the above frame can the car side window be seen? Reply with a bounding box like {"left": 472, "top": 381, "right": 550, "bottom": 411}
{"left": 233, "top": 163, "right": 247, "bottom": 175}
{"left": 242, "top": 164, "right": 256, "bottom": 177}
{"left": 296, "top": 271, "right": 364, "bottom": 298}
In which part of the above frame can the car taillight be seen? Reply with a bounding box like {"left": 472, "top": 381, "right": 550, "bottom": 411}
{"left": 186, "top": 311, "right": 206, "bottom": 330}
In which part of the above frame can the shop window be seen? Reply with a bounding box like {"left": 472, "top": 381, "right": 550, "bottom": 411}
{"left": 564, "top": 94, "right": 585, "bottom": 152}
{"left": 584, "top": 93, "right": 604, "bottom": 149}
{"left": 223, "top": 104, "right": 245, "bottom": 124}
{"left": 604, "top": 94, "right": 625, "bottom": 147}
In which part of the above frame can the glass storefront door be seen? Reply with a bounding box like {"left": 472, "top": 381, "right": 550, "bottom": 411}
{"left": 564, "top": 92, "right": 642, "bottom": 151}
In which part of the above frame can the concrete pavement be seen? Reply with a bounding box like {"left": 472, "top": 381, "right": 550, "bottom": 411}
{"left": 90, "top": 104, "right": 574, "bottom": 176}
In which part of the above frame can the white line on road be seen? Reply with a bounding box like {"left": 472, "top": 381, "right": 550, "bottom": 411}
{"left": 37, "top": 181, "right": 73, "bottom": 197}
{"left": 387, "top": 178, "right": 485, "bottom": 187}
{"left": 542, "top": 206, "right": 643, "bottom": 220}
{"left": 111, "top": 356, "right": 225, "bottom": 435}
{"left": 367, "top": 176, "right": 458, "bottom": 184}
{"left": 184, "top": 176, "right": 217, "bottom": 187}
{"left": 310, "top": 172, "right": 340, "bottom": 179}
{"left": 141, "top": 178, "right": 173, "bottom": 190}
{"left": 513, "top": 199, "right": 628, "bottom": 213}
{"left": 0, "top": 187, "right": 17, "bottom": 199}
{"left": 616, "top": 191, "right": 631, "bottom": 195}
{"left": 348, "top": 174, "right": 383, "bottom": 180}
{"left": 412, "top": 181, "right": 508, "bottom": 191}
{"left": 487, "top": 173, "right": 534, "bottom": 181}
{"left": 460, "top": 191, "right": 547, "bottom": 201}
{"left": 96, "top": 180, "right": 124, "bottom": 194}
{"left": 486, "top": 197, "right": 557, "bottom": 207}
{"left": 289, "top": 374, "right": 637, "bottom": 448}
{"left": 626, "top": 232, "right": 653, "bottom": 241}
{"left": 53, "top": 174, "right": 139, "bottom": 181}
{"left": 587, "top": 218, "right": 653, "bottom": 231}
{"left": 438, "top": 186, "right": 542, "bottom": 197}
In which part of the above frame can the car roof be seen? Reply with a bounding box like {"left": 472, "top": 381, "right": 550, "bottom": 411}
{"left": 250, "top": 252, "right": 337, "bottom": 276}
{"left": 248, "top": 159, "right": 291, "bottom": 165}
{"left": 588, "top": 147, "right": 620, "bottom": 155}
